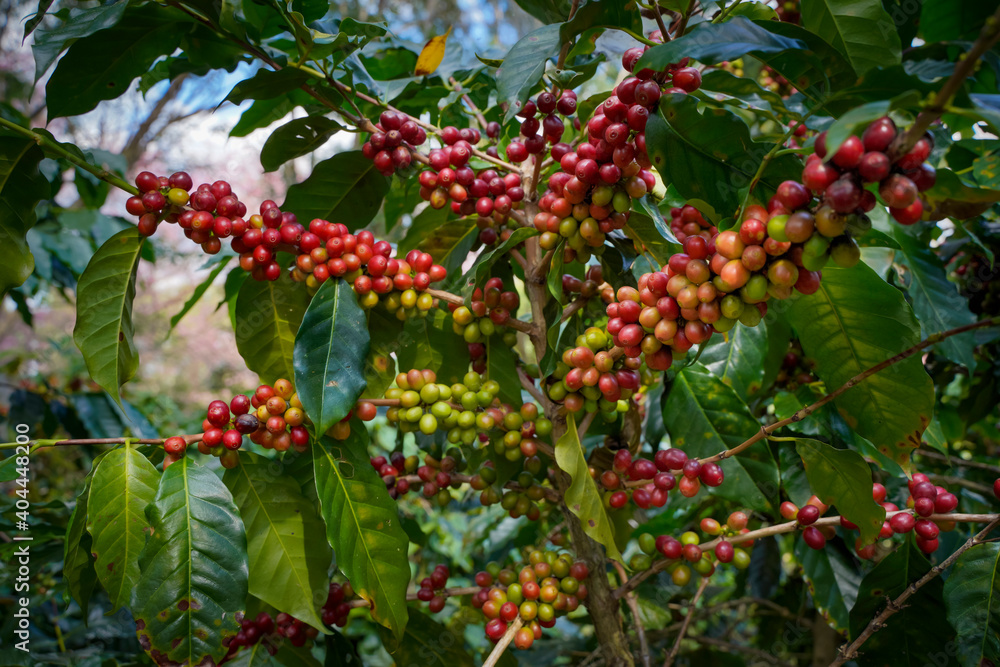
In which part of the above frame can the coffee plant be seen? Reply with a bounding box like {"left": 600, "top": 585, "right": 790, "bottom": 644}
{"left": 4, "top": 0, "right": 1000, "bottom": 665}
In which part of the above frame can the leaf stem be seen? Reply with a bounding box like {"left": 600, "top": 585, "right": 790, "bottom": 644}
{"left": 0, "top": 117, "right": 140, "bottom": 196}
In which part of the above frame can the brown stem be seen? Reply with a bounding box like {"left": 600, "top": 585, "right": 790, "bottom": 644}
{"left": 699, "top": 317, "right": 1000, "bottom": 465}
{"left": 663, "top": 576, "right": 709, "bottom": 667}
{"left": 345, "top": 585, "right": 480, "bottom": 609}
{"left": 894, "top": 5, "right": 1000, "bottom": 156}
{"left": 5, "top": 434, "right": 204, "bottom": 451}
{"left": 448, "top": 77, "right": 488, "bottom": 129}
{"left": 518, "top": 367, "right": 546, "bottom": 404}
{"left": 691, "top": 636, "right": 795, "bottom": 667}
{"left": 917, "top": 449, "right": 1000, "bottom": 475}
{"left": 561, "top": 296, "right": 590, "bottom": 323}
{"left": 831, "top": 516, "right": 1000, "bottom": 666}
{"left": 509, "top": 249, "right": 529, "bottom": 271}
{"left": 483, "top": 617, "right": 523, "bottom": 667}
{"left": 423, "top": 287, "right": 537, "bottom": 335}
{"left": 614, "top": 562, "right": 651, "bottom": 667}
{"left": 577, "top": 410, "right": 597, "bottom": 441}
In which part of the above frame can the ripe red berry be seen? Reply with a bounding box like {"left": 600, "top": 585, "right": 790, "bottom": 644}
{"left": 802, "top": 526, "right": 826, "bottom": 550}
{"left": 715, "top": 541, "right": 734, "bottom": 563}
{"left": 223, "top": 429, "right": 243, "bottom": 450}
{"left": 889, "top": 512, "right": 915, "bottom": 534}
{"left": 797, "top": 504, "right": 820, "bottom": 525}
{"left": 164, "top": 436, "right": 186, "bottom": 455}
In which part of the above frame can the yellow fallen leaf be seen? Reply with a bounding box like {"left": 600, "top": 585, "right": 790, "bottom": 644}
{"left": 414, "top": 26, "right": 452, "bottom": 76}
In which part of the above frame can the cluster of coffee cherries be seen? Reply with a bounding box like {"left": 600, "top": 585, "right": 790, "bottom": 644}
{"left": 449, "top": 277, "right": 522, "bottom": 345}
{"left": 223, "top": 612, "right": 283, "bottom": 659}
{"left": 631, "top": 512, "right": 753, "bottom": 584}
{"left": 560, "top": 264, "right": 606, "bottom": 301}
{"left": 598, "top": 447, "right": 723, "bottom": 510}
{"left": 547, "top": 327, "right": 640, "bottom": 418}
{"left": 620, "top": 41, "right": 702, "bottom": 95}
{"left": 321, "top": 581, "right": 358, "bottom": 628}
{"left": 369, "top": 448, "right": 468, "bottom": 505}
{"left": 415, "top": 565, "right": 451, "bottom": 613}
{"left": 505, "top": 89, "right": 578, "bottom": 161}
{"left": 780, "top": 495, "right": 837, "bottom": 551}
{"left": 775, "top": 341, "right": 817, "bottom": 391}
{"left": 361, "top": 110, "right": 429, "bottom": 175}
{"left": 290, "top": 223, "right": 448, "bottom": 314}
{"left": 490, "top": 470, "right": 550, "bottom": 521}
{"left": 419, "top": 162, "right": 526, "bottom": 245}
{"left": 474, "top": 551, "right": 590, "bottom": 650}
{"left": 804, "top": 117, "right": 936, "bottom": 225}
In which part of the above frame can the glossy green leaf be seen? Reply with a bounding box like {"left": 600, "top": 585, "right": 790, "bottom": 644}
{"left": 849, "top": 539, "right": 954, "bottom": 664}
{"left": 87, "top": 443, "right": 159, "bottom": 612}
{"left": 363, "top": 308, "right": 401, "bottom": 399}
{"left": 497, "top": 24, "right": 562, "bottom": 124}
{"left": 645, "top": 95, "right": 802, "bottom": 213}
{"left": 800, "top": 0, "right": 901, "bottom": 76}
{"left": 892, "top": 225, "right": 978, "bottom": 371}
{"left": 0, "top": 134, "right": 48, "bottom": 299}
{"left": 167, "top": 256, "right": 232, "bottom": 337}
{"left": 796, "top": 539, "right": 861, "bottom": 633}
{"left": 486, "top": 333, "right": 521, "bottom": 405}
{"left": 378, "top": 610, "right": 475, "bottom": 667}
{"left": 31, "top": 0, "right": 128, "bottom": 80}
{"left": 699, "top": 320, "right": 769, "bottom": 398}
{"left": 226, "top": 641, "right": 278, "bottom": 667}
{"left": 260, "top": 116, "right": 344, "bottom": 172}
{"left": 795, "top": 438, "right": 885, "bottom": 545}
{"left": 636, "top": 16, "right": 808, "bottom": 71}
{"left": 554, "top": 415, "right": 623, "bottom": 562}
{"left": 293, "top": 279, "right": 369, "bottom": 436}
{"left": 944, "top": 542, "right": 1000, "bottom": 666}
{"left": 223, "top": 451, "right": 332, "bottom": 631}
{"left": 923, "top": 167, "right": 1000, "bottom": 220}
{"left": 230, "top": 93, "right": 309, "bottom": 138}
{"left": 786, "top": 263, "right": 933, "bottom": 471}
{"left": 234, "top": 267, "right": 310, "bottom": 383}
{"left": 312, "top": 427, "right": 410, "bottom": 638}
{"left": 662, "top": 364, "right": 779, "bottom": 511}
{"left": 560, "top": 0, "right": 641, "bottom": 43}
{"left": 920, "top": 0, "right": 996, "bottom": 42}
{"left": 281, "top": 151, "right": 388, "bottom": 232}
{"left": 73, "top": 228, "right": 145, "bottom": 407}
{"left": 64, "top": 469, "right": 98, "bottom": 618}
{"left": 635, "top": 195, "right": 679, "bottom": 245}
{"left": 512, "top": 0, "right": 573, "bottom": 24}
{"left": 45, "top": 5, "right": 187, "bottom": 118}
{"left": 472, "top": 227, "right": 538, "bottom": 288}
{"left": 226, "top": 68, "right": 311, "bottom": 105}
{"left": 134, "top": 457, "right": 248, "bottom": 666}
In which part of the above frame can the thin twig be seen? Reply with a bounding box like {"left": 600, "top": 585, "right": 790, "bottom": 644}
{"left": 917, "top": 449, "right": 1000, "bottom": 475}
{"left": 614, "top": 562, "right": 651, "bottom": 667}
{"left": 448, "top": 77, "right": 488, "bottom": 129}
{"left": 894, "top": 5, "right": 1000, "bottom": 155}
{"left": 423, "top": 287, "right": 536, "bottom": 334}
{"left": 1, "top": 434, "right": 204, "bottom": 451}
{"left": 664, "top": 576, "right": 709, "bottom": 667}
{"left": 509, "top": 249, "right": 529, "bottom": 271}
{"left": 691, "top": 636, "right": 795, "bottom": 667}
{"left": 518, "top": 367, "right": 546, "bottom": 404}
{"left": 577, "top": 411, "right": 597, "bottom": 441}
{"left": 699, "top": 317, "right": 1000, "bottom": 466}
{"left": 832, "top": 516, "right": 1000, "bottom": 666}
{"left": 926, "top": 474, "right": 994, "bottom": 496}
{"left": 483, "top": 617, "right": 523, "bottom": 667}
{"left": 561, "top": 296, "right": 590, "bottom": 323}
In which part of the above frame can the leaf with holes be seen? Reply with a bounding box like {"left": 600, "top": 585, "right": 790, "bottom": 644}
{"left": 0, "top": 134, "right": 49, "bottom": 299}
{"left": 73, "top": 228, "right": 145, "bottom": 407}
{"left": 944, "top": 542, "right": 1000, "bottom": 666}
{"left": 555, "top": 415, "right": 623, "bottom": 562}
{"left": 312, "top": 427, "right": 410, "bottom": 638}
{"left": 281, "top": 151, "right": 388, "bottom": 232}
{"left": 223, "top": 451, "right": 332, "bottom": 631}
{"left": 795, "top": 438, "right": 885, "bottom": 545}
{"left": 662, "top": 364, "right": 779, "bottom": 511}
{"left": 786, "top": 262, "right": 933, "bottom": 471}
{"left": 234, "top": 265, "right": 310, "bottom": 383}
{"left": 293, "top": 279, "right": 369, "bottom": 436}
{"left": 133, "top": 457, "right": 248, "bottom": 666}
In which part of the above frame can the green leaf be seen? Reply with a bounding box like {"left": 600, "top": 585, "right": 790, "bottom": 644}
{"left": 559, "top": 0, "right": 641, "bottom": 43}
{"left": 281, "top": 151, "right": 388, "bottom": 232}
{"left": 796, "top": 539, "right": 861, "bottom": 633}
{"left": 234, "top": 267, "right": 310, "bottom": 383}
{"left": 635, "top": 195, "right": 679, "bottom": 245}
{"left": 45, "top": 5, "right": 187, "bottom": 119}
{"left": 821, "top": 99, "right": 892, "bottom": 160}
{"left": 849, "top": 539, "right": 954, "bottom": 664}
{"left": 662, "top": 364, "right": 779, "bottom": 511}
{"left": 0, "top": 134, "right": 48, "bottom": 299}
{"left": 645, "top": 95, "right": 802, "bottom": 213}
{"left": 636, "top": 16, "right": 808, "bottom": 71}
{"left": 378, "top": 610, "right": 475, "bottom": 667}
{"left": 699, "top": 318, "right": 769, "bottom": 398}
{"left": 554, "top": 416, "right": 623, "bottom": 562}
{"left": 167, "top": 256, "right": 232, "bottom": 337}
{"left": 312, "top": 428, "right": 410, "bottom": 639}
{"left": 223, "top": 451, "right": 333, "bottom": 631}
{"left": 64, "top": 470, "right": 98, "bottom": 618}
{"left": 923, "top": 167, "right": 1000, "bottom": 227}
{"left": 261, "top": 116, "right": 344, "bottom": 172}
{"left": 363, "top": 308, "right": 401, "bottom": 399}
{"left": 31, "top": 0, "right": 128, "bottom": 80}
{"left": 891, "top": 225, "right": 978, "bottom": 371}
{"left": 497, "top": 24, "right": 562, "bottom": 124}
{"left": 944, "top": 542, "right": 1000, "bottom": 667}
{"left": 134, "top": 457, "right": 248, "bottom": 666}
{"left": 513, "top": 0, "right": 574, "bottom": 24}
{"left": 786, "top": 262, "right": 933, "bottom": 471}
{"left": 230, "top": 94, "right": 307, "bottom": 138}
{"left": 920, "top": 0, "right": 996, "bottom": 42}
{"left": 87, "top": 443, "right": 159, "bottom": 612}
{"left": 413, "top": 217, "right": 478, "bottom": 285}
{"left": 398, "top": 204, "right": 451, "bottom": 255}
{"left": 472, "top": 227, "right": 538, "bottom": 288}
{"left": 225, "top": 68, "right": 311, "bottom": 105}
{"left": 800, "top": 0, "right": 901, "bottom": 76}
{"left": 293, "top": 279, "right": 369, "bottom": 436}
{"left": 226, "top": 641, "right": 279, "bottom": 667}
{"left": 73, "top": 228, "right": 144, "bottom": 407}
{"left": 795, "top": 438, "right": 885, "bottom": 544}
{"left": 486, "top": 334, "right": 521, "bottom": 405}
